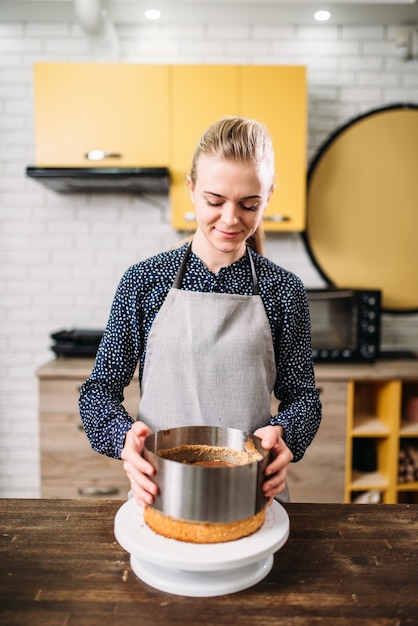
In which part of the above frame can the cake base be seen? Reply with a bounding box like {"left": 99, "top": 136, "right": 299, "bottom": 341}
{"left": 143, "top": 505, "right": 266, "bottom": 544}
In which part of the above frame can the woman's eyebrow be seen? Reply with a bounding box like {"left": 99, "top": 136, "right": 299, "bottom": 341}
{"left": 203, "top": 191, "right": 262, "bottom": 200}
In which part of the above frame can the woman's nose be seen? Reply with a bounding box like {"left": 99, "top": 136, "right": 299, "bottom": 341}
{"left": 221, "top": 204, "right": 239, "bottom": 226}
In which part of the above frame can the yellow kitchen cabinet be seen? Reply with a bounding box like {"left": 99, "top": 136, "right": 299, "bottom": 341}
{"left": 33, "top": 63, "right": 306, "bottom": 230}
{"left": 169, "top": 65, "right": 239, "bottom": 229}
{"left": 34, "top": 63, "right": 169, "bottom": 167}
{"left": 240, "top": 66, "right": 306, "bottom": 232}
{"left": 169, "top": 65, "right": 307, "bottom": 231}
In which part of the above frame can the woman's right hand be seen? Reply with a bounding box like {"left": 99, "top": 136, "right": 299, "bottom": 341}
{"left": 121, "top": 421, "right": 157, "bottom": 507}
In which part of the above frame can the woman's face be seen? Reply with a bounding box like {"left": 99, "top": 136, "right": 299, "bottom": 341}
{"left": 188, "top": 154, "right": 273, "bottom": 262}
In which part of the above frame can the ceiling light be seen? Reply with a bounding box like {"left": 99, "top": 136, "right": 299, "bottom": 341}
{"left": 145, "top": 9, "right": 161, "bottom": 21}
{"left": 314, "top": 10, "right": 331, "bottom": 22}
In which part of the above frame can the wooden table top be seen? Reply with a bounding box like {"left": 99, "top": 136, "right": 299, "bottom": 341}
{"left": 1, "top": 499, "right": 417, "bottom": 625}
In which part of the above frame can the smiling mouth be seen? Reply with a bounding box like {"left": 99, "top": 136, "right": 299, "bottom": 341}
{"left": 216, "top": 228, "right": 241, "bottom": 238}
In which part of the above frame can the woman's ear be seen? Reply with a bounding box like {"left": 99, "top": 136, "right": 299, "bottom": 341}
{"left": 260, "top": 185, "right": 275, "bottom": 217}
{"left": 186, "top": 175, "right": 195, "bottom": 203}
{"left": 268, "top": 184, "right": 276, "bottom": 201}
{"left": 262, "top": 184, "right": 275, "bottom": 212}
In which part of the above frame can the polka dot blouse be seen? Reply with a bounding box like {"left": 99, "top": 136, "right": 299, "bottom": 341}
{"left": 79, "top": 243, "right": 322, "bottom": 462}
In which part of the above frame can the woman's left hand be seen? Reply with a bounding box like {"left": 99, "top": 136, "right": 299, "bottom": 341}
{"left": 253, "top": 425, "right": 294, "bottom": 503}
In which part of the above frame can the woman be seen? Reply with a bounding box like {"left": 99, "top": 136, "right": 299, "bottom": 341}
{"left": 79, "top": 116, "right": 321, "bottom": 507}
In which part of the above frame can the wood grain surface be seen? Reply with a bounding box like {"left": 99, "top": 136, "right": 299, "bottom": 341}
{"left": 1, "top": 499, "right": 417, "bottom": 625}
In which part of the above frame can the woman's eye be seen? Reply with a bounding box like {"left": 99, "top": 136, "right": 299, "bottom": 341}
{"left": 241, "top": 204, "right": 258, "bottom": 212}
{"left": 204, "top": 197, "right": 258, "bottom": 211}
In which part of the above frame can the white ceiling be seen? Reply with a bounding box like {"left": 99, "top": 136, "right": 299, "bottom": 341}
{"left": 1, "top": 0, "right": 418, "bottom": 25}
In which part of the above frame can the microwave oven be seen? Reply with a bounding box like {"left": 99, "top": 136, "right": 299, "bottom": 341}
{"left": 306, "top": 288, "right": 381, "bottom": 362}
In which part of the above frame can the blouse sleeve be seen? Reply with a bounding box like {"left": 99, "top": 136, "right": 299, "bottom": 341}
{"left": 78, "top": 268, "right": 141, "bottom": 459}
{"left": 269, "top": 276, "right": 322, "bottom": 462}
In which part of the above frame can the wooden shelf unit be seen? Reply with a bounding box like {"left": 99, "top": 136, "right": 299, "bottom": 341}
{"left": 345, "top": 377, "right": 418, "bottom": 504}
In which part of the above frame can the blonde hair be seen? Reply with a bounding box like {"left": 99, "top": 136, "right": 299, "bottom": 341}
{"left": 189, "top": 116, "right": 275, "bottom": 255}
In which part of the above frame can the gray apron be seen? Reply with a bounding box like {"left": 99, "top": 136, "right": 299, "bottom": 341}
{"left": 138, "top": 244, "right": 276, "bottom": 434}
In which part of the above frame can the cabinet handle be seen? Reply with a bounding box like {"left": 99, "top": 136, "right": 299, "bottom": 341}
{"left": 183, "top": 212, "right": 196, "bottom": 222}
{"left": 263, "top": 215, "right": 291, "bottom": 223}
{"left": 78, "top": 486, "right": 120, "bottom": 497}
{"left": 85, "top": 150, "right": 123, "bottom": 161}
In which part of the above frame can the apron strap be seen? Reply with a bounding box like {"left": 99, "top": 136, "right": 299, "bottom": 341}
{"left": 173, "top": 242, "right": 259, "bottom": 295}
{"left": 247, "top": 246, "right": 259, "bottom": 296}
{"left": 172, "top": 243, "right": 192, "bottom": 289}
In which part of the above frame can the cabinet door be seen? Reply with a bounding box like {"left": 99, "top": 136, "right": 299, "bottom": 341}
{"left": 169, "top": 65, "right": 239, "bottom": 230}
{"left": 240, "top": 66, "right": 307, "bottom": 231}
{"left": 40, "top": 410, "right": 130, "bottom": 499}
{"left": 39, "top": 374, "right": 139, "bottom": 499}
{"left": 39, "top": 376, "right": 140, "bottom": 419}
{"left": 169, "top": 65, "right": 306, "bottom": 231}
{"left": 34, "top": 63, "right": 169, "bottom": 167}
{"left": 284, "top": 380, "right": 347, "bottom": 503}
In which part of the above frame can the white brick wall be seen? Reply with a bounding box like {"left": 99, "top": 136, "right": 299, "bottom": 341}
{"left": 0, "top": 17, "right": 417, "bottom": 496}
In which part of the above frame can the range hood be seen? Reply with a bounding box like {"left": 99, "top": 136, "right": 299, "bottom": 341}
{"left": 26, "top": 166, "right": 170, "bottom": 194}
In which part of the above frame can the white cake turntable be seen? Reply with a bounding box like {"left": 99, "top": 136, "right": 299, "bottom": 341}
{"left": 114, "top": 498, "right": 290, "bottom": 597}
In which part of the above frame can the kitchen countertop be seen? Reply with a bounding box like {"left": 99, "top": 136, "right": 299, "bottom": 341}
{"left": 1, "top": 499, "right": 417, "bottom": 625}
{"left": 37, "top": 356, "right": 418, "bottom": 381}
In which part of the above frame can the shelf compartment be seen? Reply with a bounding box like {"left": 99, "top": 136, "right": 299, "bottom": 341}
{"left": 353, "top": 437, "right": 393, "bottom": 475}
{"left": 401, "top": 382, "right": 418, "bottom": 432}
{"left": 350, "top": 490, "right": 383, "bottom": 504}
{"left": 349, "top": 471, "right": 394, "bottom": 504}
{"left": 400, "top": 422, "right": 418, "bottom": 436}
{"left": 397, "top": 482, "right": 418, "bottom": 491}
{"left": 398, "top": 438, "right": 418, "bottom": 486}
{"left": 346, "top": 429, "right": 396, "bottom": 503}
{"left": 350, "top": 470, "right": 388, "bottom": 490}
{"left": 352, "top": 417, "right": 390, "bottom": 436}
{"left": 397, "top": 490, "right": 418, "bottom": 504}
{"left": 351, "top": 380, "right": 401, "bottom": 432}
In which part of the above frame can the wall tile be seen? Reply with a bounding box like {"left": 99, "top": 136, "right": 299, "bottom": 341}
{"left": 0, "top": 15, "right": 417, "bottom": 498}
